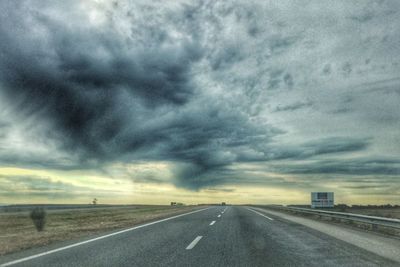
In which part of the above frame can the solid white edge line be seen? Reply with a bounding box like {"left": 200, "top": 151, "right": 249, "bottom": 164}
{"left": 209, "top": 221, "right": 216, "bottom": 225}
{"left": 0, "top": 207, "right": 211, "bottom": 267}
{"left": 246, "top": 207, "right": 274, "bottom": 221}
{"left": 185, "top": 236, "right": 203, "bottom": 250}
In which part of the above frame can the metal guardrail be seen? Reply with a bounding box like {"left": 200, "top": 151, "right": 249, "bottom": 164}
{"left": 266, "top": 206, "right": 400, "bottom": 230}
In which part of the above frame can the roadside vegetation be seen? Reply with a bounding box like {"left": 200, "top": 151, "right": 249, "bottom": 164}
{"left": 29, "top": 207, "right": 46, "bottom": 232}
{"left": 287, "top": 204, "right": 400, "bottom": 219}
{"left": 329, "top": 204, "right": 400, "bottom": 219}
{"left": 0, "top": 205, "right": 201, "bottom": 255}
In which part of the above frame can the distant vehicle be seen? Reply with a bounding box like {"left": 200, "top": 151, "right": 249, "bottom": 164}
{"left": 221, "top": 202, "right": 226, "bottom": 206}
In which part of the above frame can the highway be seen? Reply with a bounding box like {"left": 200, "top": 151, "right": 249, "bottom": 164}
{"left": 1, "top": 206, "right": 398, "bottom": 267}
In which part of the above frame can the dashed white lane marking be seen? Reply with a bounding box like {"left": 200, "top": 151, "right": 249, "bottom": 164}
{"left": 186, "top": 236, "right": 203, "bottom": 250}
{"left": 217, "top": 214, "right": 221, "bottom": 218}
{"left": 246, "top": 207, "right": 274, "bottom": 221}
{"left": 0, "top": 208, "right": 211, "bottom": 267}
{"left": 209, "top": 221, "right": 216, "bottom": 226}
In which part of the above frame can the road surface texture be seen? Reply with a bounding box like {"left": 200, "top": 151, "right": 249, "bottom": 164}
{"left": 1, "top": 206, "right": 399, "bottom": 267}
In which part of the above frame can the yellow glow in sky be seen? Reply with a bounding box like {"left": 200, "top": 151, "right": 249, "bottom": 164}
{"left": 1, "top": 166, "right": 398, "bottom": 205}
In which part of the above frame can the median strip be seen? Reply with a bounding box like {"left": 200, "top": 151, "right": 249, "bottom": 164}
{"left": 186, "top": 236, "right": 202, "bottom": 250}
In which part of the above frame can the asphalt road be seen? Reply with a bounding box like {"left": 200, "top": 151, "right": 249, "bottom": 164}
{"left": 1, "top": 206, "right": 398, "bottom": 267}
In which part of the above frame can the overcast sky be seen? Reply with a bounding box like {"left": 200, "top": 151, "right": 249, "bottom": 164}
{"left": 0, "top": 0, "right": 399, "bottom": 205}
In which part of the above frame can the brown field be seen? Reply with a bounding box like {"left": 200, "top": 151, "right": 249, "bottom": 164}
{"left": 0, "top": 205, "right": 202, "bottom": 256}
{"left": 317, "top": 207, "right": 400, "bottom": 219}
{"left": 283, "top": 205, "right": 400, "bottom": 220}
{"left": 341, "top": 208, "right": 400, "bottom": 219}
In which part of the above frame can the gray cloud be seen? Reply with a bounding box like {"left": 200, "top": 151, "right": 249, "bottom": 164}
{"left": 236, "top": 137, "right": 370, "bottom": 162}
{"left": 0, "top": 1, "right": 281, "bottom": 190}
{"left": 0, "top": 174, "right": 112, "bottom": 199}
{"left": 0, "top": 174, "right": 135, "bottom": 202}
{"left": 273, "top": 101, "right": 313, "bottom": 112}
{"left": 322, "top": 64, "right": 332, "bottom": 75}
{"left": 204, "top": 188, "right": 235, "bottom": 193}
{"left": 343, "top": 185, "right": 388, "bottom": 189}
{"left": 0, "top": 2, "right": 203, "bottom": 160}
{"left": 269, "top": 35, "right": 299, "bottom": 54}
{"left": 274, "top": 158, "right": 400, "bottom": 176}
{"left": 0, "top": 0, "right": 399, "bottom": 194}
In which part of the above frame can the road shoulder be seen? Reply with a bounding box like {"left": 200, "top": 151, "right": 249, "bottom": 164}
{"left": 251, "top": 207, "right": 400, "bottom": 264}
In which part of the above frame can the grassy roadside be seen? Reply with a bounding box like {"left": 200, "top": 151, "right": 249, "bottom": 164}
{"left": 323, "top": 207, "right": 400, "bottom": 219}
{"left": 282, "top": 205, "right": 400, "bottom": 219}
{"left": 0, "top": 205, "right": 203, "bottom": 255}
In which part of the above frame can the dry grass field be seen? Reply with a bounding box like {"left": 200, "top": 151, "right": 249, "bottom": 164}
{"left": 303, "top": 206, "right": 400, "bottom": 220}
{"left": 284, "top": 205, "right": 400, "bottom": 219}
{"left": 0, "top": 205, "right": 202, "bottom": 255}
{"left": 337, "top": 207, "right": 400, "bottom": 219}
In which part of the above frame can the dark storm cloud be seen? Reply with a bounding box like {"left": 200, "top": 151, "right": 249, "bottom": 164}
{"left": 274, "top": 158, "right": 400, "bottom": 175}
{"left": 198, "top": 136, "right": 373, "bottom": 189}
{"left": 0, "top": 1, "right": 202, "bottom": 161}
{"left": 164, "top": 108, "right": 281, "bottom": 189}
{"left": 236, "top": 137, "right": 370, "bottom": 162}
{"left": 0, "top": 1, "right": 280, "bottom": 190}
{"left": 301, "top": 137, "right": 370, "bottom": 156}
{"left": 0, "top": 0, "right": 399, "bottom": 194}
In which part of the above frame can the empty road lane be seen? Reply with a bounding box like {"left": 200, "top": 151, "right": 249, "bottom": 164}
{"left": 1, "top": 206, "right": 398, "bottom": 266}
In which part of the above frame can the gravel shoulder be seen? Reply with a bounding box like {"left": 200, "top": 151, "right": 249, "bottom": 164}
{"left": 251, "top": 206, "right": 400, "bottom": 264}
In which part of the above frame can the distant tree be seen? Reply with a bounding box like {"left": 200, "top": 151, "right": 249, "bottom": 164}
{"left": 92, "top": 198, "right": 98, "bottom": 205}
{"left": 30, "top": 207, "right": 46, "bottom": 232}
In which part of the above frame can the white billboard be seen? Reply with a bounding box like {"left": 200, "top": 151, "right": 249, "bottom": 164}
{"left": 311, "top": 192, "right": 334, "bottom": 208}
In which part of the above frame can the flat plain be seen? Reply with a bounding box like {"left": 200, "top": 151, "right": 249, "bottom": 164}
{"left": 0, "top": 205, "right": 201, "bottom": 255}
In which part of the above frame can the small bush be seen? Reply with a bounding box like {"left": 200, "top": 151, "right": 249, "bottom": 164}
{"left": 30, "top": 208, "right": 46, "bottom": 232}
